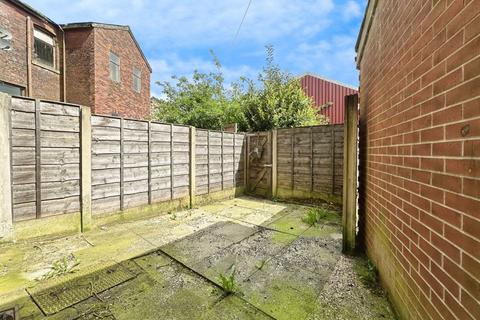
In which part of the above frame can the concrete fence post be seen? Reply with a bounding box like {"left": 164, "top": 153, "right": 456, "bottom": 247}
{"left": 80, "top": 106, "right": 92, "bottom": 231}
{"left": 189, "top": 126, "right": 196, "bottom": 208}
{"left": 0, "top": 93, "right": 13, "bottom": 239}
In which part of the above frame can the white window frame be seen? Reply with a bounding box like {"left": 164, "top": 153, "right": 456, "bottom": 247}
{"left": 109, "top": 51, "right": 121, "bottom": 82}
{"left": 133, "top": 67, "right": 141, "bottom": 93}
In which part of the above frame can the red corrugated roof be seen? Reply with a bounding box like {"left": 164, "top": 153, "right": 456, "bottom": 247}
{"left": 300, "top": 74, "right": 358, "bottom": 124}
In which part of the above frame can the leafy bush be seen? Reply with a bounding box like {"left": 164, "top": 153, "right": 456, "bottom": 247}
{"left": 152, "top": 46, "right": 327, "bottom": 131}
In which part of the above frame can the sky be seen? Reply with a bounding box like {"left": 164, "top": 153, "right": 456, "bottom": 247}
{"left": 25, "top": 0, "right": 366, "bottom": 97}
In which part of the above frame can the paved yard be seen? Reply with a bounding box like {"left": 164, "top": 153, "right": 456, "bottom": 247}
{"left": 0, "top": 197, "right": 395, "bottom": 319}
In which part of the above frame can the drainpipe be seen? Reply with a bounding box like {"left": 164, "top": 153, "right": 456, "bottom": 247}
{"left": 60, "top": 25, "right": 66, "bottom": 102}
{"left": 26, "top": 16, "right": 32, "bottom": 96}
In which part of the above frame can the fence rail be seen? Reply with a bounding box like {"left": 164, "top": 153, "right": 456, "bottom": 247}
{"left": 0, "top": 94, "right": 343, "bottom": 240}
{"left": 6, "top": 96, "right": 246, "bottom": 227}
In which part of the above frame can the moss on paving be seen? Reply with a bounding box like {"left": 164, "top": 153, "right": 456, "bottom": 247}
{"left": 239, "top": 258, "right": 327, "bottom": 320}
{"left": 265, "top": 211, "right": 311, "bottom": 235}
{"left": 0, "top": 197, "right": 397, "bottom": 320}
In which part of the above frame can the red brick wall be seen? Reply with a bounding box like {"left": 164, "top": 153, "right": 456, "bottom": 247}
{"left": 92, "top": 28, "right": 151, "bottom": 119}
{"left": 358, "top": 1, "right": 479, "bottom": 319}
{"left": 0, "top": 0, "right": 63, "bottom": 100}
{"left": 64, "top": 28, "right": 95, "bottom": 107}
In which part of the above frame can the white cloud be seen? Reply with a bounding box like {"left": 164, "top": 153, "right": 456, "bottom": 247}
{"left": 149, "top": 54, "right": 258, "bottom": 97}
{"left": 27, "top": 0, "right": 335, "bottom": 47}
{"left": 342, "top": 1, "right": 362, "bottom": 22}
{"left": 286, "top": 35, "right": 358, "bottom": 87}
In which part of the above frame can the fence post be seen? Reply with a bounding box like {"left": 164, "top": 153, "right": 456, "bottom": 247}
{"left": 0, "top": 93, "right": 13, "bottom": 239}
{"left": 189, "top": 126, "right": 196, "bottom": 208}
{"left": 271, "top": 129, "right": 278, "bottom": 198}
{"left": 343, "top": 94, "right": 359, "bottom": 254}
{"left": 34, "top": 99, "right": 41, "bottom": 218}
{"left": 80, "top": 106, "right": 92, "bottom": 231}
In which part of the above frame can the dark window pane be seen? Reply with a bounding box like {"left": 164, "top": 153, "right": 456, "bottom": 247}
{"left": 34, "top": 38, "right": 54, "bottom": 67}
{"left": 0, "top": 81, "right": 24, "bottom": 96}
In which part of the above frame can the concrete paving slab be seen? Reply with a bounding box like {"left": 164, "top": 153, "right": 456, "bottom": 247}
{"left": 160, "top": 223, "right": 235, "bottom": 267}
{"left": 264, "top": 211, "right": 312, "bottom": 235}
{"left": 274, "top": 236, "right": 340, "bottom": 276}
{"left": 239, "top": 257, "right": 327, "bottom": 320}
{"left": 103, "top": 267, "right": 224, "bottom": 320}
{"left": 0, "top": 196, "right": 396, "bottom": 320}
{"left": 201, "top": 295, "right": 273, "bottom": 320}
{"left": 238, "top": 229, "right": 298, "bottom": 257}
{"left": 192, "top": 240, "right": 274, "bottom": 286}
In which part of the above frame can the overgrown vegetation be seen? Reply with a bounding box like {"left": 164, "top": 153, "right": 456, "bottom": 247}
{"left": 152, "top": 46, "right": 328, "bottom": 131}
{"left": 41, "top": 254, "right": 80, "bottom": 280}
{"left": 302, "top": 207, "right": 339, "bottom": 226}
{"left": 302, "top": 209, "right": 319, "bottom": 226}
{"left": 218, "top": 264, "right": 237, "bottom": 294}
{"left": 354, "top": 257, "right": 383, "bottom": 295}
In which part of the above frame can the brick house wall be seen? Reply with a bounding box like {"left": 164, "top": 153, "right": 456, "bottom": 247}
{"left": 91, "top": 27, "right": 151, "bottom": 119}
{"left": 0, "top": 0, "right": 64, "bottom": 100}
{"left": 64, "top": 28, "right": 95, "bottom": 108}
{"left": 63, "top": 25, "right": 151, "bottom": 119}
{"left": 356, "top": 1, "right": 479, "bottom": 319}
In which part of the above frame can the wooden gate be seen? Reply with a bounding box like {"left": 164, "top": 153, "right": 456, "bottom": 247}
{"left": 246, "top": 131, "right": 272, "bottom": 197}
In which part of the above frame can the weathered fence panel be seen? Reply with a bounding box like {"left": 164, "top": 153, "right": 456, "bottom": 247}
{"left": 248, "top": 125, "right": 344, "bottom": 203}
{"left": 8, "top": 96, "right": 248, "bottom": 223}
{"left": 10, "top": 98, "right": 82, "bottom": 221}
{"left": 195, "top": 130, "right": 246, "bottom": 196}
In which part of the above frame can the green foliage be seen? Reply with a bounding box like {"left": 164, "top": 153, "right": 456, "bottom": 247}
{"left": 302, "top": 207, "right": 340, "bottom": 226}
{"left": 302, "top": 209, "right": 319, "bottom": 226}
{"left": 238, "top": 45, "right": 327, "bottom": 132}
{"left": 152, "top": 46, "right": 327, "bottom": 131}
{"left": 218, "top": 264, "right": 237, "bottom": 294}
{"left": 152, "top": 50, "right": 246, "bottom": 130}
{"left": 354, "top": 257, "right": 382, "bottom": 295}
{"left": 42, "top": 254, "right": 80, "bottom": 280}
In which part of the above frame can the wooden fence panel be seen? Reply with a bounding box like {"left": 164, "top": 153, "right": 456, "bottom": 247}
{"left": 252, "top": 125, "right": 344, "bottom": 203}
{"left": 91, "top": 115, "right": 121, "bottom": 214}
{"left": 9, "top": 96, "right": 247, "bottom": 222}
{"left": 11, "top": 98, "right": 37, "bottom": 221}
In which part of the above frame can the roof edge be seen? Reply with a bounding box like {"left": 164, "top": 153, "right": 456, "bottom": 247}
{"left": 61, "top": 22, "right": 129, "bottom": 30}
{"left": 61, "top": 22, "right": 152, "bottom": 73}
{"left": 7, "top": 0, "right": 59, "bottom": 27}
{"left": 298, "top": 73, "right": 358, "bottom": 91}
{"left": 355, "top": 0, "right": 378, "bottom": 69}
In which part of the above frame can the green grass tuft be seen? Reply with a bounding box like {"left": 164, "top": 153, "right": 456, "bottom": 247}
{"left": 302, "top": 207, "right": 339, "bottom": 226}
{"left": 41, "top": 254, "right": 80, "bottom": 280}
{"left": 218, "top": 264, "right": 237, "bottom": 294}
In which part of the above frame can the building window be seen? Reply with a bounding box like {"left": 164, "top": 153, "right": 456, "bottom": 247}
{"left": 33, "top": 28, "right": 55, "bottom": 67}
{"left": 109, "top": 52, "right": 120, "bottom": 82}
{"left": 0, "top": 81, "right": 24, "bottom": 96}
{"left": 133, "top": 67, "right": 141, "bottom": 93}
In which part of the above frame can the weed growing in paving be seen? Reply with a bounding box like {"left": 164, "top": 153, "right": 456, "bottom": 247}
{"left": 302, "top": 207, "right": 340, "bottom": 226}
{"left": 302, "top": 209, "right": 319, "bottom": 226}
{"left": 218, "top": 264, "right": 236, "bottom": 294}
{"left": 42, "top": 254, "right": 80, "bottom": 280}
{"left": 354, "top": 257, "right": 383, "bottom": 295}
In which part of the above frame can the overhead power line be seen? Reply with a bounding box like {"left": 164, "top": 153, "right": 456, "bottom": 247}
{"left": 233, "top": 0, "right": 253, "bottom": 43}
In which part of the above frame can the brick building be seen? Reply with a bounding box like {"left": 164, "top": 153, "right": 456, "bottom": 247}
{"left": 62, "top": 23, "right": 151, "bottom": 119}
{"left": 0, "top": 0, "right": 151, "bottom": 119}
{"left": 356, "top": 1, "right": 479, "bottom": 319}
{"left": 299, "top": 73, "right": 358, "bottom": 124}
